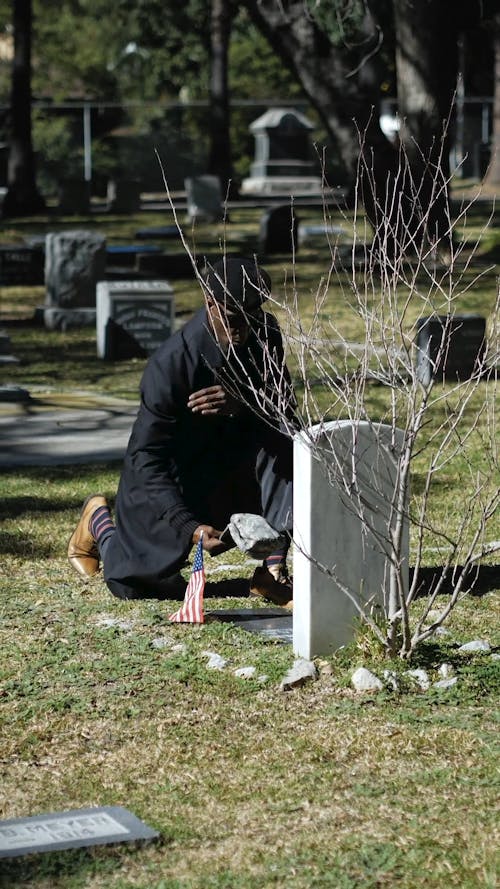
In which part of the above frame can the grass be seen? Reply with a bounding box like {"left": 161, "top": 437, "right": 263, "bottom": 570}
{"left": 0, "top": 198, "right": 499, "bottom": 887}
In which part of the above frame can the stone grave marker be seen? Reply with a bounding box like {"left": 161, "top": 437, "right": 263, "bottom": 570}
{"left": 96, "top": 280, "right": 175, "bottom": 359}
{"left": 0, "top": 806, "right": 158, "bottom": 859}
{"left": 293, "top": 420, "right": 409, "bottom": 658}
{"left": 259, "top": 204, "right": 299, "bottom": 255}
{"left": 106, "top": 178, "right": 142, "bottom": 213}
{"left": 185, "top": 175, "right": 224, "bottom": 223}
{"left": 241, "top": 107, "right": 322, "bottom": 196}
{"left": 0, "top": 245, "right": 44, "bottom": 286}
{"left": 57, "top": 178, "right": 90, "bottom": 215}
{"left": 415, "top": 314, "right": 487, "bottom": 386}
{"left": 43, "top": 230, "right": 106, "bottom": 330}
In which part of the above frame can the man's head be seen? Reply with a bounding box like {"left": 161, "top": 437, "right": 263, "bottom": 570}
{"left": 204, "top": 257, "right": 271, "bottom": 349}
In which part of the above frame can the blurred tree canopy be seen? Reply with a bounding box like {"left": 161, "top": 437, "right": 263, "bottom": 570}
{"left": 0, "top": 0, "right": 497, "bottom": 214}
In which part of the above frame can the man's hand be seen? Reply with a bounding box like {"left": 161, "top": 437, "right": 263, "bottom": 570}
{"left": 187, "top": 385, "right": 239, "bottom": 417}
{"left": 192, "top": 524, "right": 230, "bottom": 556}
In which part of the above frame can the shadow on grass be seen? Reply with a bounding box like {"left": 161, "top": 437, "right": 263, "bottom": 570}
{"left": 0, "top": 842, "right": 145, "bottom": 888}
{"left": 410, "top": 565, "right": 500, "bottom": 598}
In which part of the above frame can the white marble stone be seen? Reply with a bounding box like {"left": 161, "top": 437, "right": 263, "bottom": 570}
{"left": 351, "top": 667, "right": 383, "bottom": 692}
{"left": 293, "top": 420, "right": 409, "bottom": 658}
{"left": 458, "top": 639, "right": 491, "bottom": 653}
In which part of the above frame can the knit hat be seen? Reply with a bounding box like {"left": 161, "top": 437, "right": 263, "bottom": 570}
{"left": 204, "top": 257, "right": 271, "bottom": 311}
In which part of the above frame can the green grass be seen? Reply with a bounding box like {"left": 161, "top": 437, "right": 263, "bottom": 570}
{"left": 0, "top": 200, "right": 499, "bottom": 887}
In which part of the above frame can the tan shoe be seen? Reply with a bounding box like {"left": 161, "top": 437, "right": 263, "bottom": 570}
{"left": 68, "top": 494, "right": 108, "bottom": 578}
{"left": 249, "top": 565, "right": 293, "bottom": 609}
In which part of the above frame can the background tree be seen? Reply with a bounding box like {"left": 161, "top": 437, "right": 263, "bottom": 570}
{"left": 484, "top": 11, "right": 500, "bottom": 186}
{"left": 2, "top": 0, "right": 45, "bottom": 216}
{"left": 208, "top": 0, "right": 236, "bottom": 196}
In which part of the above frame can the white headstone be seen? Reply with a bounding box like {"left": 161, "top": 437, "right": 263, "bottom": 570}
{"left": 96, "top": 280, "right": 175, "bottom": 359}
{"left": 293, "top": 420, "right": 409, "bottom": 658}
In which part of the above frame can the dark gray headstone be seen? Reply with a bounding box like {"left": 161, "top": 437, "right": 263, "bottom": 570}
{"left": 57, "top": 179, "right": 90, "bottom": 215}
{"left": 43, "top": 231, "right": 106, "bottom": 330}
{"left": 259, "top": 205, "right": 299, "bottom": 255}
{"left": 136, "top": 252, "right": 197, "bottom": 279}
{"left": 96, "top": 280, "right": 175, "bottom": 359}
{"left": 0, "top": 246, "right": 44, "bottom": 286}
{"left": 107, "top": 179, "right": 142, "bottom": 213}
{"left": 416, "top": 315, "right": 487, "bottom": 385}
{"left": 185, "top": 175, "right": 224, "bottom": 223}
{"left": 0, "top": 806, "right": 158, "bottom": 859}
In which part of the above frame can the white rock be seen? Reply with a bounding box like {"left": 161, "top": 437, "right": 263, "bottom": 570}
{"left": 383, "top": 669, "right": 400, "bottom": 691}
{"left": 434, "top": 626, "right": 451, "bottom": 637}
{"left": 151, "top": 636, "right": 170, "bottom": 649}
{"left": 95, "top": 616, "right": 134, "bottom": 631}
{"left": 458, "top": 639, "right": 491, "bottom": 653}
{"left": 351, "top": 667, "right": 383, "bottom": 692}
{"left": 171, "top": 643, "right": 187, "bottom": 654}
{"left": 437, "top": 663, "right": 455, "bottom": 679}
{"left": 201, "top": 651, "right": 228, "bottom": 670}
{"left": 280, "top": 658, "right": 318, "bottom": 691}
{"left": 234, "top": 666, "right": 257, "bottom": 680}
{"left": 433, "top": 677, "right": 458, "bottom": 689}
{"left": 490, "top": 653, "right": 500, "bottom": 661}
{"left": 405, "top": 669, "right": 431, "bottom": 690}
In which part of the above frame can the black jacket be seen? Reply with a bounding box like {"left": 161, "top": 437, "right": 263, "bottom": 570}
{"left": 103, "top": 306, "right": 293, "bottom": 598}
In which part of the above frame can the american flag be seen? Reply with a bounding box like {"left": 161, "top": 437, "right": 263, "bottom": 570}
{"left": 168, "top": 535, "right": 205, "bottom": 623}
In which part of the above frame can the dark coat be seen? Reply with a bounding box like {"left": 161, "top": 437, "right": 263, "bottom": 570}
{"left": 103, "top": 306, "right": 294, "bottom": 599}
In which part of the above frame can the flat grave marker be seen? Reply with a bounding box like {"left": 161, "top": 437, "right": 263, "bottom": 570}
{"left": 0, "top": 806, "right": 158, "bottom": 859}
{"left": 97, "top": 280, "right": 175, "bottom": 360}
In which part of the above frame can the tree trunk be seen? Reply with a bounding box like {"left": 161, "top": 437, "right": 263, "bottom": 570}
{"left": 393, "top": 0, "right": 460, "bottom": 246}
{"left": 483, "top": 12, "right": 500, "bottom": 186}
{"left": 208, "top": 0, "right": 236, "bottom": 199}
{"left": 2, "top": 0, "right": 45, "bottom": 217}
{"left": 242, "top": 0, "right": 462, "bottom": 257}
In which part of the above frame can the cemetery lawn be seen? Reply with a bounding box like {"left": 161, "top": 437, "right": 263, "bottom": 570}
{"left": 1, "top": 196, "right": 499, "bottom": 887}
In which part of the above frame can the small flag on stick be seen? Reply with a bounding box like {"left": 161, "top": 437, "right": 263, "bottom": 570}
{"left": 168, "top": 534, "right": 205, "bottom": 624}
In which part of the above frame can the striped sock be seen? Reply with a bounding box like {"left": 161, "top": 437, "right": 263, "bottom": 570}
{"left": 90, "top": 505, "right": 115, "bottom": 546}
{"left": 265, "top": 551, "right": 288, "bottom": 576}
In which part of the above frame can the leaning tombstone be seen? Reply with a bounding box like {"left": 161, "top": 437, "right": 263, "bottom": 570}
{"left": 293, "top": 420, "right": 409, "bottom": 658}
{"left": 96, "top": 280, "right": 175, "bottom": 360}
{"left": 415, "top": 314, "right": 487, "bottom": 386}
{"left": 185, "top": 175, "right": 224, "bottom": 223}
{"left": 43, "top": 230, "right": 106, "bottom": 330}
{"left": 259, "top": 204, "right": 299, "bottom": 255}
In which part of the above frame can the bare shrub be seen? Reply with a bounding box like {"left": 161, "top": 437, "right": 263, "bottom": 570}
{"left": 158, "top": 145, "right": 499, "bottom": 659}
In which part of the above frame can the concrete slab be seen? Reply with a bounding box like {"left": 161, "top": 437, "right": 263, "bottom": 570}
{"left": 0, "top": 393, "right": 138, "bottom": 467}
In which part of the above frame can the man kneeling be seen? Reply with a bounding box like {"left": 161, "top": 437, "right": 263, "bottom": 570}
{"left": 68, "top": 257, "right": 294, "bottom": 606}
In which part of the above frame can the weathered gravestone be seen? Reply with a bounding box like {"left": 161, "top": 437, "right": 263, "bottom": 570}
{"left": 185, "top": 175, "right": 224, "bottom": 223}
{"left": 43, "top": 230, "right": 106, "bottom": 330}
{"left": 241, "top": 107, "right": 322, "bottom": 196}
{"left": 259, "top": 204, "right": 299, "bottom": 255}
{"left": 0, "top": 806, "right": 158, "bottom": 859}
{"left": 293, "top": 420, "right": 409, "bottom": 658}
{"left": 96, "top": 280, "right": 175, "bottom": 359}
{"left": 415, "top": 314, "right": 487, "bottom": 386}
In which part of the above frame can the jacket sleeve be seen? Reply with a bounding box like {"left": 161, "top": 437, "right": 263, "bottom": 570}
{"left": 126, "top": 345, "right": 200, "bottom": 542}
